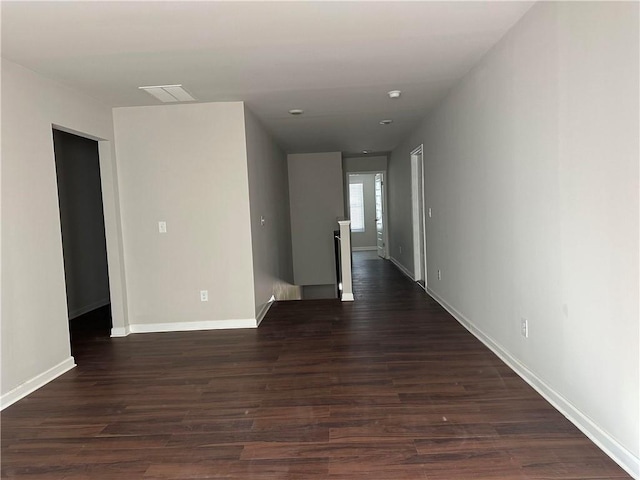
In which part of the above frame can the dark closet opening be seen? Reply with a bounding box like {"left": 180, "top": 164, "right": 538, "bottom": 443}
{"left": 52, "top": 129, "right": 111, "bottom": 350}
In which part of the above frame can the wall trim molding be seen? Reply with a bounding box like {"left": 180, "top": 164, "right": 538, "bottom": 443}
{"left": 110, "top": 325, "right": 131, "bottom": 337}
{"left": 1, "top": 357, "right": 76, "bottom": 410}
{"left": 426, "top": 287, "right": 639, "bottom": 479}
{"left": 352, "top": 246, "right": 377, "bottom": 251}
{"left": 341, "top": 292, "right": 355, "bottom": 302}
{"left": 255, "top": 300, "right": 275, "bottom": 327}
{"left": 389, "top": 256, "right": 415, "bottom": 281}
{"left": 111, "top": 317, "right": 263, "bottom": 337}
{"left": 69, "top": 297, "right": 110, "bottom": 319}
{"left": 127, "top": 318, "right": 257, "bottom": 334}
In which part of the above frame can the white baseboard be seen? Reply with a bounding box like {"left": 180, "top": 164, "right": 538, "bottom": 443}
{"left": 111, "top": 325, "right": 131, "bottom": 337}
{"left": 426, "top": 287, "right": 639, "bottom": 479}
{"left": 1, "top": 357, "right": 76, "bottom": 410}
{"left": 352, "top": 246, "right": 377, "bottom": 251}
{"left": 127, "top": 318, "right": 257, "bottom": 334}
{"left": 111, "top": 317, "right": 260, "bottom": 337}
{"left": 256, "top": 298, "right": 275, "bottom": 327}
{"left": 341, "top": 292, "right": 354, "bottom": 301}
{"left": 69, "top": 297, "right": 110, "bottom": 319}
{"left": 389, "top": 256, "right": 415, "bottom": 281}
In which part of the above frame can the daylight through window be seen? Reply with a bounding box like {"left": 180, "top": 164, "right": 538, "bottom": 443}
{"left": 349, "top": 183, "right": 365, "bottom": 232}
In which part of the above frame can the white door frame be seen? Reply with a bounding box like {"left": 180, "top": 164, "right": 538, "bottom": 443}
{"left": 346, "top": 170, "right": 389, "bottom": 259}
{"left": 374, "top": 172, "right": 387, "bottom": 259}
{"left": 411, "top": 145, "right": 427, "bottom": 287}
{"left": 52, "top": 124, "right": 129, "bottom": 337}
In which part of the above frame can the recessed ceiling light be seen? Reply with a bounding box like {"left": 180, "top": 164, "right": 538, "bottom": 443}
{"left": 289, "top": 109, "right": 304, "bottom": 115}
{"left": 139, "top": 84, "right": 195, "bottom": 103}
{"left": 379, "top": 119, "right": 393, "bottom": 125}
{"left": 387, "top": 90, "right": 401, "bottom": 99}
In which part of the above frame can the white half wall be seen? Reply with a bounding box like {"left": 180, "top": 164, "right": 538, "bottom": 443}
{"left": 388, "top": 2, "right": 639, "bottom": 475}
{"left": 288, "top": 152, "right": 344, "bottom": 286}
{"left": 1, "top": 59, "right": 124, "bottom": 401}
{"left": 243, "top": 106, "right": 297, "bottom": 316}
{"left": 112, "top": 102, "right": 256, "bottom": 328}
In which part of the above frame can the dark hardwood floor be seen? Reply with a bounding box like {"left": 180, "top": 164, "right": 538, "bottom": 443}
{"left": 1, "top": 253, "right": 630, "bottom": 479}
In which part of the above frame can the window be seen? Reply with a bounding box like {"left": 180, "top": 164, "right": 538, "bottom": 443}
{"left": 349, "top": 182, "right": 365, "bottom": 232}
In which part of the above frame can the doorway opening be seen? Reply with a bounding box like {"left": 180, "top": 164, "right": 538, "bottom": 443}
{"left": 52, "top": 129, "right": 112, "bottom": 351}
{"left": 411, "top": 145, "right": 427, "bottom": 289}
{"left": 347, "top": 171, "right": 388, "bottom": 259}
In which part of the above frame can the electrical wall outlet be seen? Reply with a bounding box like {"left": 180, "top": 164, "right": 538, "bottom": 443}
{"left": 200, "top": 290, "right": 208, "bottom": 302}
{"left": 428, "top": 207, "right": 432, "bottom": 218}
{"left": 521, "top": 317, "right": 529, "bottom": 338}
{"left": 437, "top": 269, "right": 442, "bottom": 280}
{"left": 158, "top": 221, "right": 167, "bottom": 233}
{"left": 399, "top": 245, "right": 402, "bottom": 254}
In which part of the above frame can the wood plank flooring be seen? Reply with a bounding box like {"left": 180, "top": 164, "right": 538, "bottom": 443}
{"left": 1, "top": 253, "right": 631, "bottom": 479}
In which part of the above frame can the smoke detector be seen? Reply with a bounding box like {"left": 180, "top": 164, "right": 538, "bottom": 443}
{"left": 379, "top": 119, "right": 393, "bottom": 125}
{"left": 289, "top": 109, "right": 304, "bottom": 115}
{"left": 387, "top": 90, "right": 401, "bottom": 99}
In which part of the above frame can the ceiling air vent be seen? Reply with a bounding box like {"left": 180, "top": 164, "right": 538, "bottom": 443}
{"left": 138, "top": 84, "right": 195, "bottom": 103}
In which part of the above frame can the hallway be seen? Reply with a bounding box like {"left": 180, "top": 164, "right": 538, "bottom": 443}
{"left": 0, "top": 255, "right": 630, "bottom": 479}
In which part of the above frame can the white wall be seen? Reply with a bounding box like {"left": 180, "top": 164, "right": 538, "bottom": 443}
{"left": 388, "top": 148, "right": 414, "bottom": 268}
{"left": 288, "top": 152, "right": 344, "bottom": 286}
{"left": 112, "top": 102, "right": 256, "bottom": 330}
{"left": 243, "top": 107, "right": 298, "bottom": 317}
{"left": 348, "top": 174, "right": 377, "bottom": 248}
{"left": 1, "top": 59, "right": 125, "bottom": 405}
{"left": 387, "top": 2, "right": 639, "bottom": 474}
{"left": 343, "top": 155, "right": 387, "bottom": 173}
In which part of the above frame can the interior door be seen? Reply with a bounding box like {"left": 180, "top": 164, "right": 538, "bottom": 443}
{"left": 375, "top": 173, "right": 385, "bottom": 258}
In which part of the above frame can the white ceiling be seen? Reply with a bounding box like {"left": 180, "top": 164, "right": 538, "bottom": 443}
{"left": 1, "top": 1, "right": 533, "bottom": 154}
